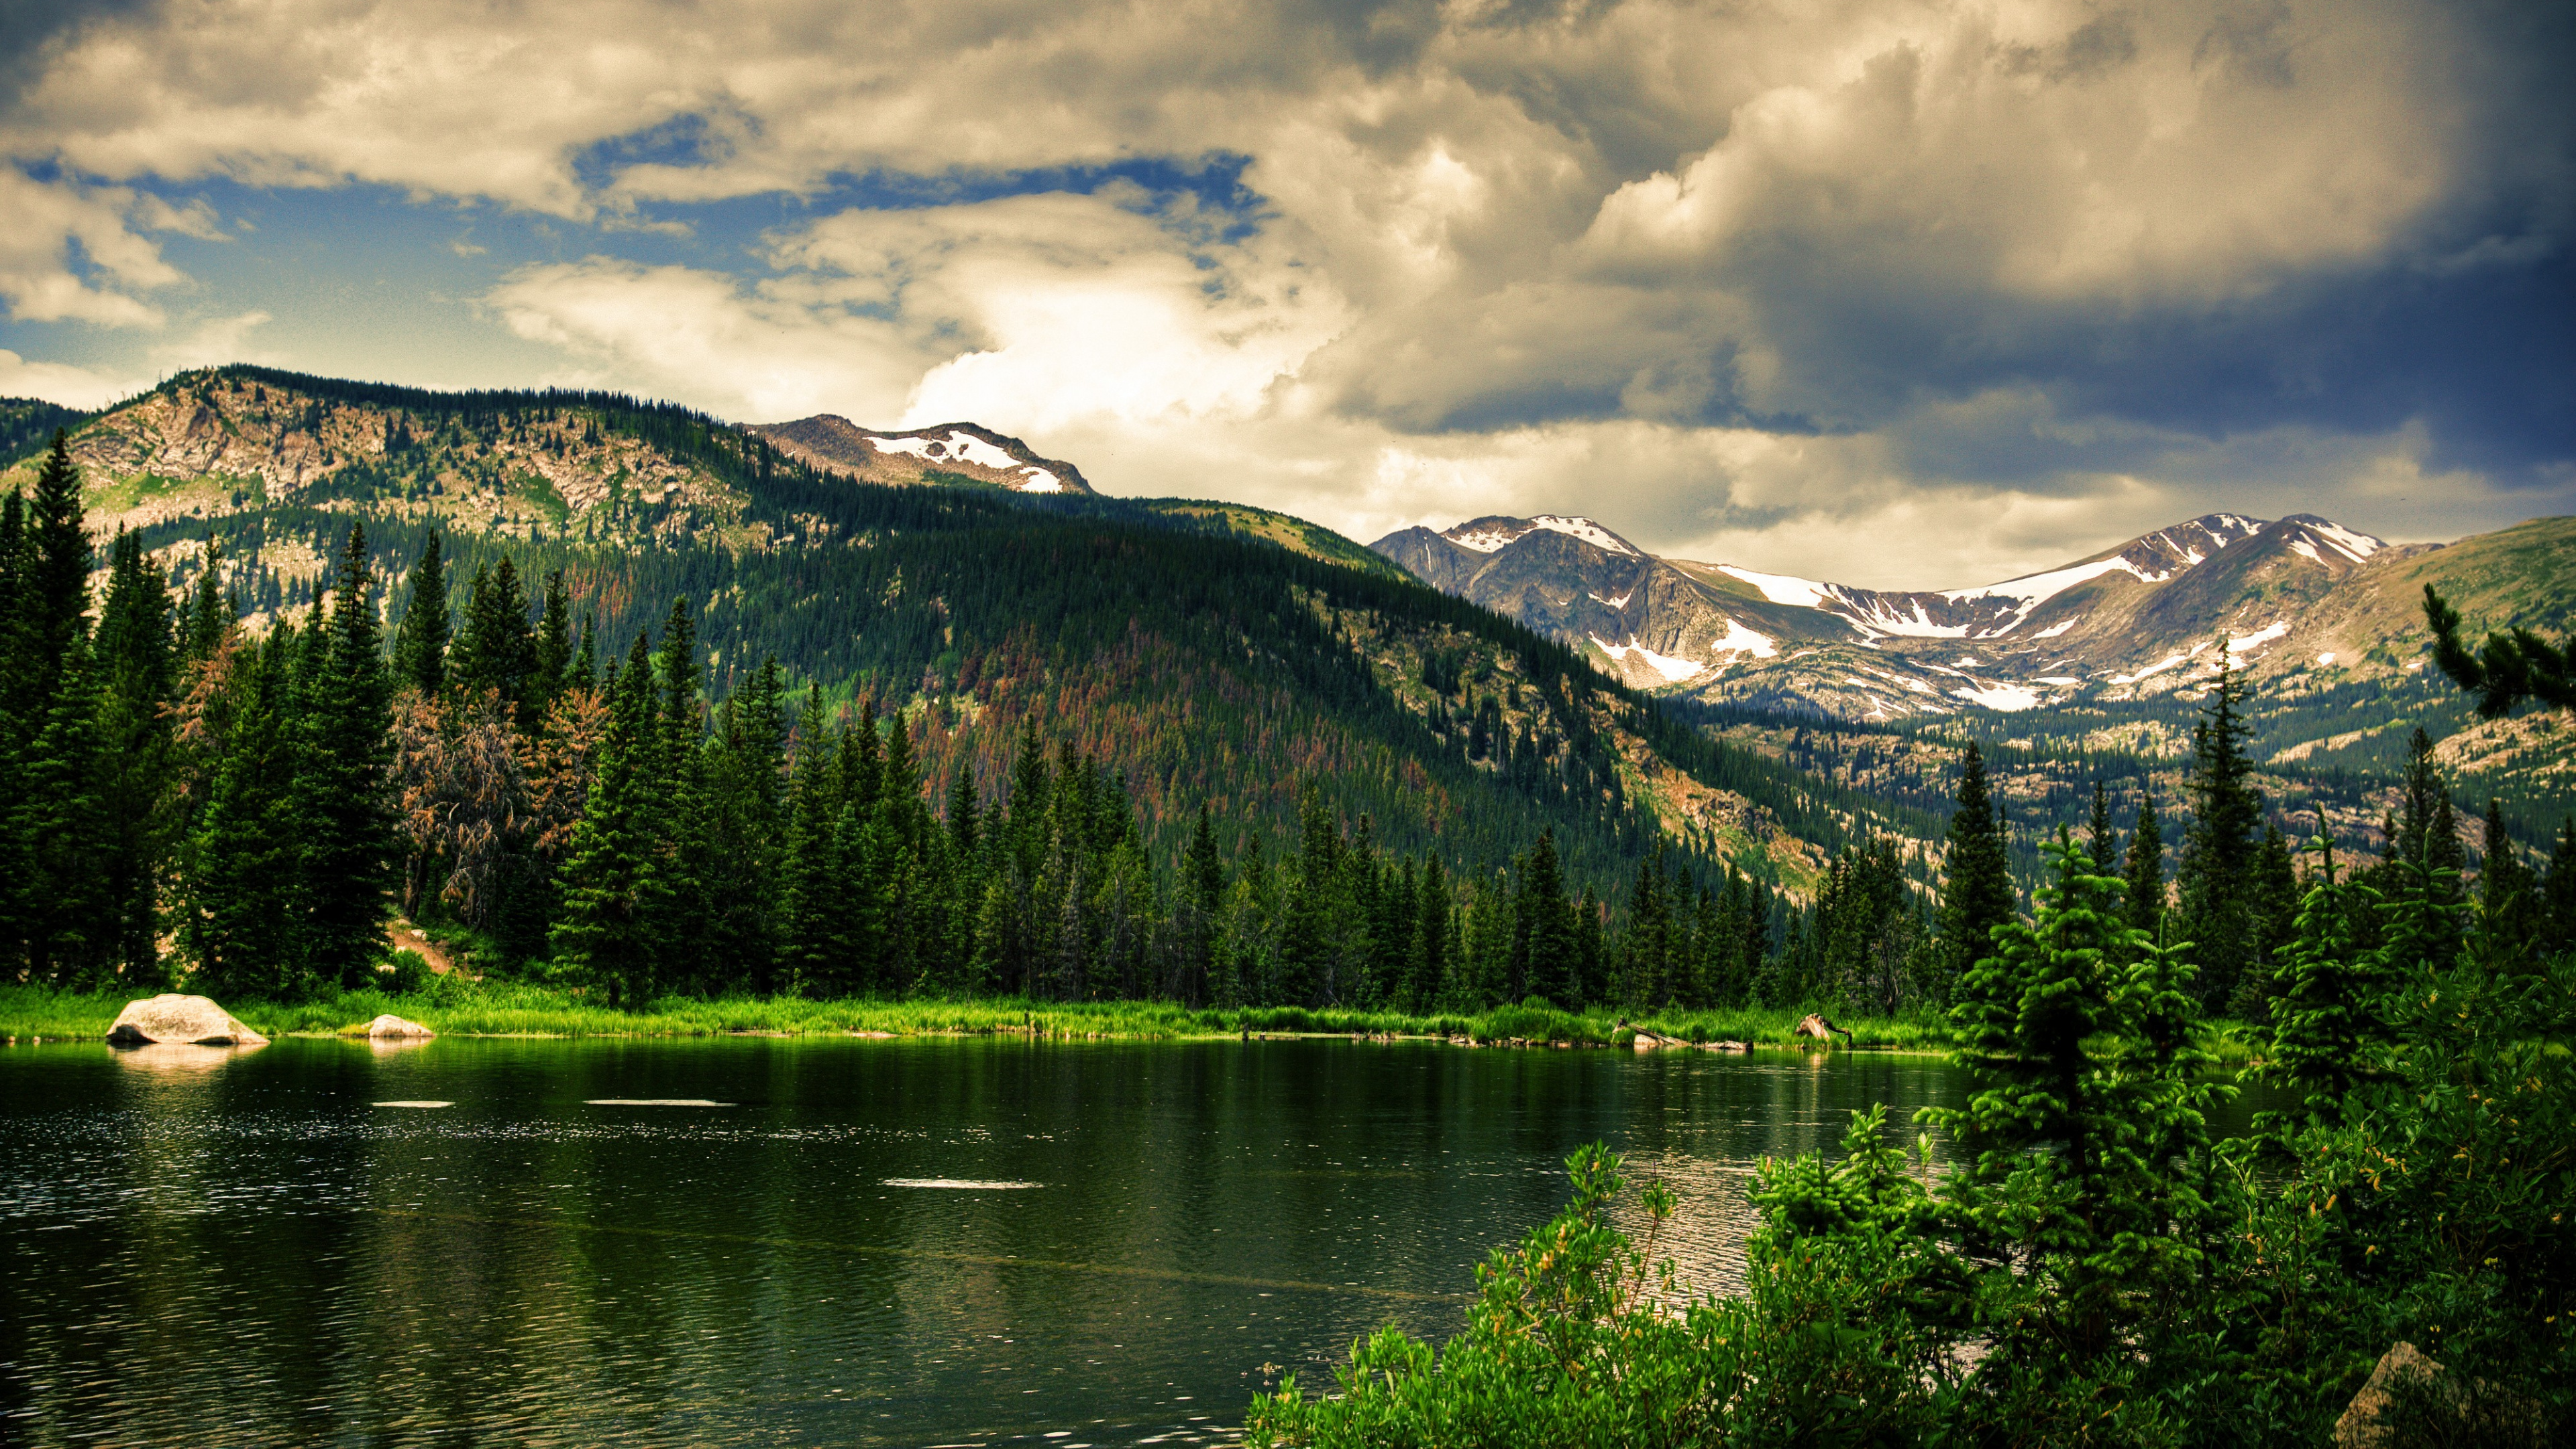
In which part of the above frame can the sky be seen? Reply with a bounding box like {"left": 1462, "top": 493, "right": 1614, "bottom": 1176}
{"left": 1, "top": 0, "right": 2569, "bottom": 588}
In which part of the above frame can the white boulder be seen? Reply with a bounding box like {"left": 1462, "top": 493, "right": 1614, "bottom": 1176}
{"left": 105, "top": 994, "right": 268, "bottom": 1047}
{"left": 364, "top": 1014, "right": 435, "bottom": 1040}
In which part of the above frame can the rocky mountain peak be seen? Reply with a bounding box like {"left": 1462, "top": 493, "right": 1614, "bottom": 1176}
{"left": 746, "top": 415, "right": 1093, "bottom": 495}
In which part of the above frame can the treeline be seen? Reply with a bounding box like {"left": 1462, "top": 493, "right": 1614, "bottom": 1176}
{"left": 0, "top": 432, "right": 1842, "bottom": 1010}
{"left": 17, "top": 409, "right": 2570, "bottom": 1017}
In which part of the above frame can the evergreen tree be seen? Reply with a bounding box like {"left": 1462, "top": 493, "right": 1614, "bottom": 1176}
{"left": 551, "top": 635, "right": 669, "bottom": 1006}
{"left": 95, "top": 529, "right": 176, "bottom": 983}
{"left": 532, "top": 569, "right": 573, "bottom": 712}
{"left": 2233, "top": 824, "right": 2300, "bottom": 1016}
{"left": 2086, "top": 780, "right": 2116, "bottom": 879}
{"left": 2177, "top": 653, "right": 2263, "bottom": 1012}
{"left": 298, "top": 523, "right": 398, "bottom": 989}
{"left": 1519, "top": 828, "right": 1574, "bottom": 1006}
{"left": 1412, "top": 853, "right": 1450, "bottom": 1012}
{"left": 391, "top": 532, "right": 449, "bottom": 699}
{"left": 2261, "top": 837, "right": 2384, "bottom": 1123}
{"left": 451, "top": 557, "right": 537, "bottom": 720}
{"left": 1927, "top": 830, "right": 2204, "bottom": 1358}
{"left": 1183, "top": 802, "right": 1225, "bottom": 1006}
{"left": 2124, "top": 790, "right": 2165, "bottom": 941}
{"left": 1938, "top": 742, "right": 2015, "bottom": 994}
{"left": 182, "top": 538, "right": 229, "bottom": 663}
{"left": 11, "top": 435, "right": 110, "bottom": 983}
{"left": 178, "top": 627, "right": 312, "bottom": 1000}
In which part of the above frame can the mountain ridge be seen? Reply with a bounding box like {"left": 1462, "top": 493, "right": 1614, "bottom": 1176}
{"left": 1364, "top": 508, "right": 2549, "bottom": 720}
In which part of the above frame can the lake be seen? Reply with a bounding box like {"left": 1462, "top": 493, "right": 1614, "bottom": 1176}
{"left": 3, "top": 1035, "right": 1989, "bottom": 1446}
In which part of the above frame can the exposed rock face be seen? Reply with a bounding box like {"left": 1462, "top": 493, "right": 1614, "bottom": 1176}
{"left": 2334, "top": 1341, "right": 2544, "bottom": 1448}
{"left": 364, "top": 1014, "right": 435, "bottom": 1039}
{"left": 105, "top": 995, "right": 268, "bottom": 1047}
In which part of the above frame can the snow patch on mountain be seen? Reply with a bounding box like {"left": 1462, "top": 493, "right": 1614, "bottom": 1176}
{"left": 1591, "top": 635, "right": 1706, "bottom": 683}
{"left": 2112, "top": 653, "right": 2190, "bottom": 684}
{"left": 1708, "top": 619, "right": 1778, "bottom": 660}
{"left": 1446, "top": 525, "right": 1520, "bottom": 553}
{"left": 1840, "top": 597, "right": 1973, "bottom": 639}
{"left": 1592, "top": 591, "right": 1632, "bottom": 608}
{"left": 1952, "top": 683, "right": 2043, "bottom": 710}
{"left": 867, "top": 430, "right": 1063, "bottom": 491}
{"left": 1714, "top": 565, "right": 1832, "bottom": 607}
{"left": 2227, "top": 621, "right": 2289, "bottom": 653}
{"left": 1532, "top": 515, "right": 1639, "bottom": 555}
{"left": 1444, "top": 515, "right": 1639, "bottom": 555}
{"left": 1933, "top": 555, "right": 2169, "bottom": 637}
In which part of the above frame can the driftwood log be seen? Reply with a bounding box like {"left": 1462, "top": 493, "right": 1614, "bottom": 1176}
{"left": 1794, "top": 1013, "right": 1856, "bottom": 1046}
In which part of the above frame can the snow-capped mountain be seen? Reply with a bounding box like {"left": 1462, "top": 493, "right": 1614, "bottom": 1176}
{"left": 748, "top": 415, "right": 1093, "bottom": 495}
{"left": 1371, "top": 511, "right": 2438, "bottom": 716}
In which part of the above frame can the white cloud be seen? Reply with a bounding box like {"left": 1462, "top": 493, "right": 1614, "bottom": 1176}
{"left": 0, "top": 168, "right": 186, "bottom": 326}
{"left": 0, "top": 0, "right": 2561, "bottom": 579}
{"left": 0, "top": 348, "right": 139, "bottom": 409}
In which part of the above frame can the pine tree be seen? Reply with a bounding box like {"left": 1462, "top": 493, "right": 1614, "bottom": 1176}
{"left": 1939, "top": 742, "right": 2015, "bottom": 994}
{"left": 1519, "top": 828, "right": 1574, "bottom": 1006}
{"left": 2178, "top": 653, "right": 2263, "bottom": 1012}
{"left": 1412, "top": 853, "right": 1450, "bottom": 1012}
{"left": 182, "top": 538, "right": 229, "bottom": 663}
{"left": 1928, "top": 830, "right": 2194, "bottom": 1356}
{"left": 551, "top": 635, "right": 669, "bottom": 1006}
{"left": 11, "top": 434, "right": 110, "bottom": 983}
{"left": 2086, "top": 780, "right": 2116, "bottom": 877}
{"left": 451, "top": 557, "right": 537, "bottom": 720}
{"left": 2123, "top": 792, "right": 2165, "bottom": 942}
{"left": 531, "top": 569, "right": 573, "bottom": 714}
{"left": 390, "top": 532, "right": 449, "bottom": 699}
{"left": 298, "top": 523, "right": 398, "bottom": 990}
{"left": 2262, "top": 837, "right": 2385, "bottom": 1122}
{"left": 95, "top": 529, "right": 177, "bottom": 983}
{"left": 178, "top": 627, "right": 313, "bottom": 1000}
{"left": 1183, "top": 802, "right": 1224, "bottom": 1006}
{"left": 2233, "top": 824, "right": 2300, "bottom": 1016}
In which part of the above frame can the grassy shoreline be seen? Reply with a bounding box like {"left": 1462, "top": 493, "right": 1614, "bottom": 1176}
{"left": 0, "top": 981, "right": 1966, "bottom": 1051}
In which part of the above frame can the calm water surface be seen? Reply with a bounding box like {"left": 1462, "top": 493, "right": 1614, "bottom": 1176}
{"left": 5, "top": 1036, "right": 1996, "bottom": 1446}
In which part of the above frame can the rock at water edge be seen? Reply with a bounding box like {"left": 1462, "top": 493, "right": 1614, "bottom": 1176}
{"left": 105, "top": 994, "right": 268, "bottom": 1047}
{"left": 365, "top": 1014, "right": 435, "bottom": 1040}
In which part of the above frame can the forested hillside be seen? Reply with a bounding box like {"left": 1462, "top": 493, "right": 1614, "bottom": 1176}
{"left": 0, "top": 366, "right": 1990, "bottom": 1014}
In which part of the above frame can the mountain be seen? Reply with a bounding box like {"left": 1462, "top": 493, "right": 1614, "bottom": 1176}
{"left": 747, "top": 415, "right": 1095, "bottom": 495}
{"left": 1366, "top": 510, "right": 2576, "bottom": 721}
{"left": 1373, "top": 505, "right": 2576, "bottom": 864}
{"left": 2, "top": 364, "right": 1909, "bottom": 898}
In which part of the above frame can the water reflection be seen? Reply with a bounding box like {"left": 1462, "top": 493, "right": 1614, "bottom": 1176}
{"left": 1, "top": 1037, "right": 2288, "bottom": 1446}
{"left": 108, "top": 1040, "right": 263, "bottom": 1074}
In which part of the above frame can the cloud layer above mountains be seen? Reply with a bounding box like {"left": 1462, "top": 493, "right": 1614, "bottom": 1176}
{"left": 2, "top": 0, "right": 2568, "bottom": 585}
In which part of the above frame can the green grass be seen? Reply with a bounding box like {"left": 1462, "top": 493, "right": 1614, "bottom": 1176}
{"left": 1, "top": 981, "right": 1949, "bottom": 1049}
{"left": 0, "top": 981, "right": 2268, "bottom": 1061}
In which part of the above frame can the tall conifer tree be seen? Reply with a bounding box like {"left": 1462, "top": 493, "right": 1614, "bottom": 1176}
{"left": 2178, "top": 653, "right": 2262, "bottom": 1010}
{"left": 391, "top": 532, "right": 449, "bottom": 699}
{"left": 299, "top": 523, "right": 398, "bottom": 989}
{"left": 1939, "top": 742, "right": 2015, "bottom": 993}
